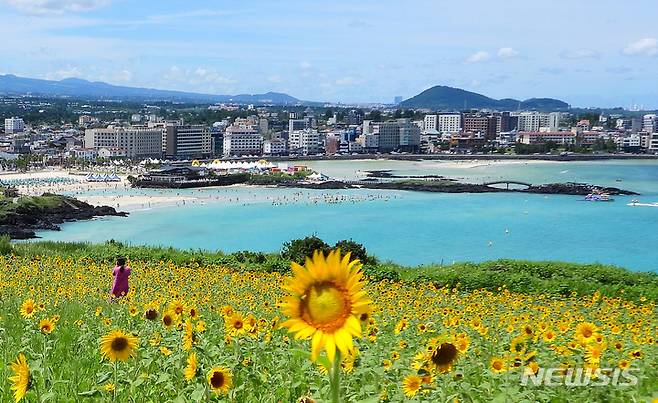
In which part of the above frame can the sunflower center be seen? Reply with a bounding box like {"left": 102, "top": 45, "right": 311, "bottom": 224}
{"left": 163, "top": 316, "right": 172, "bottom": 326}
{"left": 301, "top": 282, "right": 350, "bottom": 330}
{"left": 493, "top": 360, "right": 503, "bottom": 370}
{"left": 431, "top": 343, "right": 458, "bottom": 366}
{"left": 111, "top": 337, "right": 128, "bottom": 352}
{"left": 210, "top": 372, "right": 225, "bottom": 388}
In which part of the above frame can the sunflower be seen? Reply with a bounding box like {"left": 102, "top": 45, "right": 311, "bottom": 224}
{"left": 402, "top": 375, "right": 422, "bottom": 398}
{"left": 160, "top": 347, "right": 172, "bottom": 356}
{"left": 100, "top": 330, "right": 139, "bottom": 362}
{"left": 162, "top": 311, "right": 176, "bottom": 329}
{"left": 524, "top": 361, "right": 540, "bottom": 376}
{"left": 618, "top": 359, "right": 631, "bottom": 370}
{"left": 510, "top": 335, "right": 528, "bottom": 355}
{"left": 183, "top": 319, "right": 195, "bottom": 350}
{"left": 575, "top": 322, "right": 598, "bottom": 343}
{"left": 281, "top": 249, "right": 372, "bottom": 362}
{"left": 629, "top": 350, "right": 643, "bottom": 359}
{"left": 145, "top": 308, "right": 158, "bottom": 321}
{"left": 454, "top": 334, "right": 470, "bottom": 353}
{"left": 128, "top": 306, "right": 138, "bottom": 317}
{"left": 39, "top": 318, "right": 55, "bottom": 334}
{"left": 9, "top": 353, "right": 30, "bottom": 402}
{"left": 207, "top": 367, "right": 232, "bottom": 395}
{"left": 428, "top": 342, "right": 459, "bottom": 373}
{"left": 225, "top": 312, "right": 246, "bottom": 336}
{"left": 382, "top": 359, "right": 393, "bottom": 370}
{"left": 20, "top": 299, "right": 36, "bottom": 319}
{"left": 184, "top": 352, "right": 197, "bottom": 381}
{"left": 542, "top": 330, "right": 556, "bottom": 342}
{"left": 490, "top": 357, "right": 507, "bottom": 373}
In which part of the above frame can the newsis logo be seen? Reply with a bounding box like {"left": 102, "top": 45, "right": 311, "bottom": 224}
{"left": 521, "top": 367, "right": 639, "bottom": 387}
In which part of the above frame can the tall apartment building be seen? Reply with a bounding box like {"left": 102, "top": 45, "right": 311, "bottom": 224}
{"left": 463, "top": 115, "right": 497, "bottom": 140}
{"left": 423, "top": 115, "right": 438, "bottom": 133}
{"left": 4, "top": 117, "right": 25, "bottom": 134}
{"left": 164, "top": 124, "right": 212, "bottom": 158}
{"left": 373, "top": 119, "right": 421, "bottom": 152}
{"left": 643, "top": 114, "right": 658, "bottom": 133}
{"left": 515, "top": 112, "right": 557, "bottom": 132}
{"left": 84, "top": 126, "right": 162, "bottom": 158}
{"left": 289, "top": 129, "right": 323, "bottom": 155}
{"left": 223, "top": 126, "right": 263, "bottom": 156}
{"left": 437, "top": 114, "right": 461, "bottom": 134}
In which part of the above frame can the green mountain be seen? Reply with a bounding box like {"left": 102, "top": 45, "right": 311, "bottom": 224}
{"left": 399, "top": 86, "right": 569, "bottom": 111}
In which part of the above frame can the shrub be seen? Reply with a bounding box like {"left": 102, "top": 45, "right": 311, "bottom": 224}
{"left": 334, "top": 239, "right": 377, "bottom": 266}
{"left": 281, "top": 236, "right": 330, "bottom": 265}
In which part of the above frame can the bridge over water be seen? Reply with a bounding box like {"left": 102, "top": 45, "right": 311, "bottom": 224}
{"left": 482, "top": 180, "right": 533, "bottom": 190}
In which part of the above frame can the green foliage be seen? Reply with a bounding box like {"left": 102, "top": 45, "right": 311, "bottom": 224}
{"left": 0, "top": 234, "right": 12, "bottom": 255}
{"left": 334, "top": 239, "right": 377, "bottom": 266}
{"left": 280, "top": 236, "right": 331, "bottom": 265}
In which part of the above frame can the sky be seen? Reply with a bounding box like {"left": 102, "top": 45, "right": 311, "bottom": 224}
{"left": 1, "top": 0, "right": 658, "bottom": 108}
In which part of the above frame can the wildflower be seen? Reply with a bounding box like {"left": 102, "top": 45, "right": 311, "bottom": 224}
{"left": 281, "top": 249, "right": 372, "bottom": 362}
{"left": 402, "top": 375, "right": 422, "bottom": 398}
{"left": 39, "top": 318, "right": 55, "bottom": 334}
{"left": 184, "top": 353, "right": 197, "bottom": 381}
{"left": 8, "top": 353, "right": 30, "bottom": 402}
{"left": 100, "top": 330, "right": 139, "bottom": 362}
{"left": 20, "top": 300, "right": 36, "bottom": 319}
{"left": 207, "top": 367, "right": 232, "bottom": 395}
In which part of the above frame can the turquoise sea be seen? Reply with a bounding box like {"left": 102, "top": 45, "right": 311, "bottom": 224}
{"left": 35, "top": 159, "right": 658, "bottom": 272}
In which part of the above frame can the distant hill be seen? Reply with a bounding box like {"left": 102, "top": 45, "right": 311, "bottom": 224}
{"left": 0, "top": 74, "right": 303, "bottom": 105}
{"left": 399, "top": 85, "right": 569, "bottom": 111}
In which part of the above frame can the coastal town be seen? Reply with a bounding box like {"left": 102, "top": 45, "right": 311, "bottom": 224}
{"left": 2, "top": 95, "right": 658, "bottom": 174}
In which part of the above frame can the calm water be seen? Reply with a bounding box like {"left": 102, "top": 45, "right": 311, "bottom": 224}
{"left": 36, "top": 160, "right": 658, "bottom": 272}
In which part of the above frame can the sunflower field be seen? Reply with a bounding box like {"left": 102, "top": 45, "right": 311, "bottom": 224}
{"left": 0, "top": 251, "right": 657, "bottom": 402}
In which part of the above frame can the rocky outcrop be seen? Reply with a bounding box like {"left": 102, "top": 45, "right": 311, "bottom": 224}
{"left": 0, "top": 193, "right": 128, "bottom": 239}
{"left": 522, "top": 183, "right": 639, "bottom": 196}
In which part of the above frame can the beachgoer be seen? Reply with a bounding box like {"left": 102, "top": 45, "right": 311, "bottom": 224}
{"left": 110, "top": 257, "right": 131, "bottom": 300}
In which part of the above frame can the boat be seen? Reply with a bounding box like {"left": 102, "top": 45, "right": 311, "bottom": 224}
{"left": 584, "top": 192, "right": 613, "bottom": 202}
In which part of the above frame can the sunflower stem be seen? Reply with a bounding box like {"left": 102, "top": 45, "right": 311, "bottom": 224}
{"left": 330, "top": 351, "right": 341, "bottom": 403}
{"left": 113, "top": 360, "right": 118, "bottom": 402}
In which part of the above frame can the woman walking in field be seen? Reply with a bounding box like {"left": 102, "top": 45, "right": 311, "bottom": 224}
{"left": 110, "top": 257, "right": 131, "bottom": 300}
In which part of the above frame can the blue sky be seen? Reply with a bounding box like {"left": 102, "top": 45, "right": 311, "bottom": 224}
{"left": 1, "top": 0, "right": 658, "bottom": 108}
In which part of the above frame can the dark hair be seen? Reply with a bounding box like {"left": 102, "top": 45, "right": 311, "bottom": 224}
{"left": 117, "top": 257, "right": 127, "bottom": 272}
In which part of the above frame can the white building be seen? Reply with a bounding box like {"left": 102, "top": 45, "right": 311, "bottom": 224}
{"left": 289, "top": 129, "right": 322, "bottom": 155}
{"left": 423, "top": 115, "right": 438, "bottom": 133}
{"left": 437, "top": 114, "right": 461, "bottom": 134}
{"left": 4, "top": 117, "right": 24, "bottom": 134}
{"left": 223, "top": 126, "right": 263, "bottom": 156}
{"left": 84, "top": 126, "right": 162, "bottom": 158}
{"left": 357, "top": 133, "right": 379, "bottom": 152}
{"left": 548, "top": 112, "right": 562, "bottom": 131}
{"left": 263, "top": 139, "right": 287, "bottom": 156}
{"left": 649, "top": 133, "right": 658, "bottom": 152}
{"left": 642, "top": 114, "right": 658, "bottom": 133}
{"left": 516, "top": 112, "right": 550, "bottom": 132}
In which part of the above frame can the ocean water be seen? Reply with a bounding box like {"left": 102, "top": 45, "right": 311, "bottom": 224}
{"left": 35, "top": 160, "right": 658, "bottom": 272}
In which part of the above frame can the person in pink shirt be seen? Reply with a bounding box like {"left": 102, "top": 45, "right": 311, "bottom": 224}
{"left": 110, "top": 257, "right": 131, "bottom": 300}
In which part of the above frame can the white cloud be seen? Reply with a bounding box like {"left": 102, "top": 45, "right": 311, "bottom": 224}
{"left": 267, "top": 74, "right": 283, "bottom": 83}
{"left": 466, "top": 51, "right": 490, "bottom": 63}
{"left": 299, "top": 61, "right": 312, "bottom": 70}
{"left": 560, "top": 49, "right": 599, "bottom": 59}
{"left": 2, "top": 0, "right": 110, "bottom": 15}
{"left": 623, "top": 38, "right": 658, "bottom": 56}
{"left": 335, "top": 76, "right": 363, "bottom": 86}
{"left": 497, "top": 47, "right": 519, "bottom": 59}
{"left": 43, "top": 66, "right": 83, "bottom": 80}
